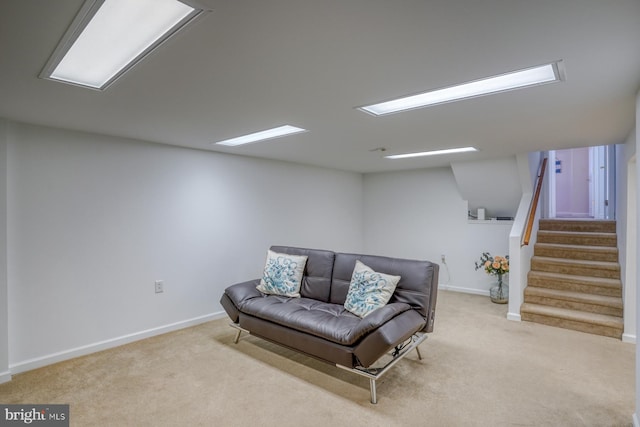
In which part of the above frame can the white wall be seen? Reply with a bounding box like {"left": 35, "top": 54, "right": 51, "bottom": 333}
{"left": 616, "top": 133, "right": 636, "bottom": 343}
{"left": 5, "top": 121, "right": 363, "bottom": 372}
{"left": 451, "top": 156, "right": 522, "bottom": 218}
{"left": 363, "top": 167, "right": 512, "bottom": 295}
{"left": 507, "top": 152, "right": 541, "bottom": 321}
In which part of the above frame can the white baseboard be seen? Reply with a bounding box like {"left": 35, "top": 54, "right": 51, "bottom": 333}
{"left": 633, "top": 412, "right": 639, "bottom": 427}
{"left": 507, "top": 313, "right": 522, "bottom": 322}
{"left": 438, "top": 284, "right": 489, "bottom": 296}
{"left": 439, "top": 285, "right": 520, "bottom": 321}
{"left": 9, "top": 311, "right": 227, "bottom": 375}
{"left": 0, "top": 370, "right": 11, "bottom": 384}
{"left": 622, "top": 333, "right": 637, "bottom": 344}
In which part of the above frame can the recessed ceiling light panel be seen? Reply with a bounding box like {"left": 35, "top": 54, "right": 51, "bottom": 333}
{"left": 385, "top": 147, "right": 478, "bottom": 159}
{"left": 40, "top": 0, "right": 207, "bottom": 90}
{"left": 214, "top": 125, "right": 308, "bottom": 147}
{"left": 360, "top": 62, "right": 564, "bottom": 116}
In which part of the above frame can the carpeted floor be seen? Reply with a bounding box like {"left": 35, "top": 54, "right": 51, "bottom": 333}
{"left": 0, "top": 290, "right": 634, "bottom": 426}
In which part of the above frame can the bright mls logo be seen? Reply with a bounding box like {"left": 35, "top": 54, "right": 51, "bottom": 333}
{"left": 0, "top": 405, "right": 69, "bottom": 426}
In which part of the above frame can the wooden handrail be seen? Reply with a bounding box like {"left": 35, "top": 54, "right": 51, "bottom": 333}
{"left": 522, "top": 157, "right": 548, "bottom": 246}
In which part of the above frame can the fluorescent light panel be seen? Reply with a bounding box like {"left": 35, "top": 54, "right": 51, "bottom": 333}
{"left": 385, "top": 147, "right": 477, "bottom": 160}
{"left": 41, "top": 0, "right": 204, "bottom": 90}
{"left": 360, "top": 62, "right": 563, "bottom": 116}
{"left": 215, "top": 125, "right": 307, "bottom": 147}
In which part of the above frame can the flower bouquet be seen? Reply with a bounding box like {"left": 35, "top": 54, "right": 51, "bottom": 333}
{"left": 475, "top": 252, "right": 509, "bottom": 303}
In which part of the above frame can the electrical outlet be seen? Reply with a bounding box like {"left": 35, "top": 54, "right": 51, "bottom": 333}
{"left": 441, "top": 254, "right": 446, "bottom": 263}
{"left": 155, "top": 280, "right": 164, "bottom": 293}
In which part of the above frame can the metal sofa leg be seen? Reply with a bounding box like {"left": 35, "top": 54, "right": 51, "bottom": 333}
{"left": 228, "top": 322, "right": 427, "bottom": 404}
{"left": 369, "top": 379, "right": 377, "bottom": 404}
{"left": 229, "top": 323, "right": 249, "bottom": 344}
{"left": 338, "top": 333, "right": 428, "bottom": 404}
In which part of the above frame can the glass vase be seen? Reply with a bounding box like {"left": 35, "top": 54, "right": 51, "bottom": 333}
{"left": 489, "top": 274, "right": 508, "bottom": 304}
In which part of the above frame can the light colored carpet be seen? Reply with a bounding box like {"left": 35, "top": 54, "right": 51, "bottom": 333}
{"left": 0, "top": 291, "right": 634, "bottom": 426}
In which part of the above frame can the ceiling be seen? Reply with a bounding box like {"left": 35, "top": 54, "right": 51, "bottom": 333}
{"left": 1, "top": 0, "right": 639, "bottom": 173}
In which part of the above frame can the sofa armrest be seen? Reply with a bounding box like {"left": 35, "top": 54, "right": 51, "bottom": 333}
{"left": 220, "top": 279, "right": 262, "bottom": 322}
{"left": 325, "top": 302, "right": 411, "bottom": 345}
{"left": 356, "top": 303, "right": 411, "bottom": 332}
{"left": 225, "top": 279, "right": 261, "bottom": 304}
{"left": 353, "top": 309, "right": 427, "bottom": 368}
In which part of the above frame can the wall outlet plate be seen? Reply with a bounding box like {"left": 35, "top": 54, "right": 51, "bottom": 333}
{"left": 155, "top": 280, "right": 164, "bottom": 293}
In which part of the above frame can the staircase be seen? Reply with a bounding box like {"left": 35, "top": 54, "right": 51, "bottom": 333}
{"left": 520, "top": 219, "right": 623, "bottom": 339}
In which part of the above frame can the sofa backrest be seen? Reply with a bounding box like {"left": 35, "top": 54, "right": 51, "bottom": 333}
{"left": 268, "top": 246, "right": 439, "bottom": 332}
{"left": 270, "top": 245, "right": 335, "bottom": 302}
{"left": 331, "top": 252, "right": 439, "bottom": 332}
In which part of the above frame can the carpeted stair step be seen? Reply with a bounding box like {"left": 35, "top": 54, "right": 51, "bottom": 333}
{"left": 520, "top": 303, "right": 623, "bottom": 339}
{"left": 523, "top": 287, "right": 623, "bottom": 317}
{"left": 534, "top": 243, "right": 619, "bottom": 262}
{"left": 530, "top": 256, "right": 620, "bottom": 279}
{"left": 524, "top": 219, "right": 623, "bottom": 339}
{"left": 539, "top": 219, "right": 616, "bottom": 233}
{"left": 527, "top": 271, "right": 622, "bottom": 297}
{"left": 537, "top": 230, "right": 617, "bottom": 247}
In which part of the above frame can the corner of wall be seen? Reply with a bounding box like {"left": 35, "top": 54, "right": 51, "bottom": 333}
{"left": 634, "top": 87, "right": 640, "bottom": 427}
{"left": 517, "top": 152, "right": 536, "bottom": 194}
{"left": 451, "top": 156, "right": 522, "bottom": 217}
{"left": 0, "top": 118, "right": 9, "bottom": 381}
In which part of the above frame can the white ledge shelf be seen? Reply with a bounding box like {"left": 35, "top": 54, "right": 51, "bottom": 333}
{"left": 468, "top": 219, "right": 514, "bottom": 225}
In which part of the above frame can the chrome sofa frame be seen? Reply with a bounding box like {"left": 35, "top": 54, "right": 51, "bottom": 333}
{"left": 230, "top": 323, "right": 427, "bottom": 404}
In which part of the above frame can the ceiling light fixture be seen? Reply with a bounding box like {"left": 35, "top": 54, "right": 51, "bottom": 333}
{"left": 359, "top": 61, "right": 564, "bottom": 116}
{"left": 214, "top": 125, "right": 308, "bottom": 147}
{"left": 385, "top": 147, "right": 478, "bottom": 159}
{"left": 40, "top": 0, "right": 207, "bottom": 90}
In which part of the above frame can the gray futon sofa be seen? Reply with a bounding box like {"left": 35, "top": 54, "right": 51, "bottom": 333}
{"left": 220, "top": 245, "right": 439, "bottom": 403}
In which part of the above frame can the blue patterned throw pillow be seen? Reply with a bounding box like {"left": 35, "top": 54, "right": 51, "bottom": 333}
{"left": 256, "top": 250, "right": 308, "bottom": 298}
{"left": 344, "top": 260, "right": 401, "bottom": 318}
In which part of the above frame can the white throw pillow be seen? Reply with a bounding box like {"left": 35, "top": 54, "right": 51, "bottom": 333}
{"left": 256, "top": 250, "right": 308, "bottom": 298}
{"left": 344, "top": 260, "right": 401, "bottom": 318}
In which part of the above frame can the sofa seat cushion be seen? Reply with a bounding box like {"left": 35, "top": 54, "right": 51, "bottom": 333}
{"left": 238, "top": 293, "right": 411, "bottom": 346}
